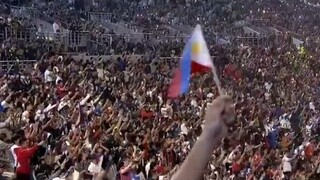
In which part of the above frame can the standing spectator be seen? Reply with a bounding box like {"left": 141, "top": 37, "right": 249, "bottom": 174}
{"left": 53, "top": 20, "right": 61, "bottom": 33}
{"left": 9, "top": 135, "right": 20, "bottom": 172}
{"left": 14, "top": 137, "right": 45, "bottom": 180}
{"left": 44, "top": 65, "right": 54, "bottom": 84}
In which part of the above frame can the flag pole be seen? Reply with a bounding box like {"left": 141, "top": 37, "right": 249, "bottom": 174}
{"left": 195, "top": 24, "right": 223, "bottom": 95}
{"left": 211, "top": 60, "right": 223, "bottom": 95}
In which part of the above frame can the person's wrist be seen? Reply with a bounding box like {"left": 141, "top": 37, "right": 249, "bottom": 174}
{"left": 196, "top": 130, "right": 222, "bottom": 153}
{"left": 202, "top": 121, "right": 227, "bottom": 142}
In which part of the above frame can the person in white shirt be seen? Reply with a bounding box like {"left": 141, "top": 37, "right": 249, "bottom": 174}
{"left": 22, "top": 105, "right": 34, "bottom": 123}
{"left": 53, "top": 21, "right": 61, "bottom": 33}
{"left": 223, "top": 147, "right": 237, "bottom": 167}
{"left": 1, "top": 99, "right": 9, "bottom": 110}
{"left": 88, "top": 158, "right": 102, "bottom": 180}
{"left": 10, "top": 135, "right": 21, "bottom": 171}
{"left": 44, "top": 66, "right": 55, "bottom": 83}
{"left": 0, "top": 92, "right": 13, "bottom": 113}
{"left": 282, "top": 152, "right": 297, "bottom": 178}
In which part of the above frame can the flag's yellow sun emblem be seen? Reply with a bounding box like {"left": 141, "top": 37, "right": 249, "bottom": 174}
{"left": 192, "top": 42, "right": 201, "bottom": 54}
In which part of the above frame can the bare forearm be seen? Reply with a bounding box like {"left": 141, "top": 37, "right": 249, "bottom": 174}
{"left": 0, "top": 122, "right": 7, "bottom": 128}
{"left": 120, "top": 166, "right": 131, "bottom": 174}
{"left": 171, "top": 131, "right": 222, "bottom": 180}
{"left": 171, "top": 95, "right": 234, "bottom": 180}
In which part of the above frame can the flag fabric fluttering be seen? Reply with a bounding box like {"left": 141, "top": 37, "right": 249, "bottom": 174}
{"left": 168, "top": 25, "right": 215, "bottom": 98}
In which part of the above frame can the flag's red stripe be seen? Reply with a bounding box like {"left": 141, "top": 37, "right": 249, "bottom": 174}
{"left": 168, "top": 61, "right": 211, "bottom": 98}
{"left": 191, "top": 61, "right": 211, "bottom": 74}
{"left": 168, "top": 68, "right": 182, "bottom": 98}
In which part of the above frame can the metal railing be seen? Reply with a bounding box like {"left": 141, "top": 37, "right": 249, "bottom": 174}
{"left": 96, "top": 32, "right": 185, "bottom": 45}
{"left": 0, "top": 59, "right": 36, "bottom": 71}
{"left": 233, "top": 36, "right": 269, "bottom": 46}
{"left": 159, "top": 35, "right": 186, "bottom": 43}
{"left": 67, "top": 31, "right": 90, "bottom": 47}
{"left": 87, "top": 12, "right": 114, "bottom": 23}
{"left": 246, "top": 18, "right": 271, "bottom": 27}
{"left": 3, "top": 26, "right": 191, "bottom": 55}
{"left": 93, "top": 34, "right": 113, "bottom": 45}
{"left": 159, "top": 56, "right": 217, "bottom": 62}
{"left": 3, "top": 26, "right": 164, "bottom": 51}
{"left": 36, "top": 31, "right": 68, "bottom": 42}
{"left": 71, "top": 54, "right": 143, "bottom": 61}
{"left": 125, "top": 33, "right": 154, "bottom": 42}
{"left": 5, "top": 27, "right": 67, "bottom": 42}
{"left": 5, "top": 27, "right": 36, "bottom": 42}
{"left": 4, "top": 27, "right": 89, "bottom": 48}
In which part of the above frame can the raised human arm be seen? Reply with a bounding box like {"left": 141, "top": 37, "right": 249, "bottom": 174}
{"left": 171, "top": 96, "right": 235, "bottom": 180}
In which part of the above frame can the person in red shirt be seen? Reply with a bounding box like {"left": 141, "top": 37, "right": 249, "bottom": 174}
{"left": 252, "top": 151, "right": 262, "bottom": 168}
{"left": 14, "top": 137, "right": 45, "bottom": 180}
{"left": 304, "top": 140, "right": 315, "bottom": 160}
{"left": 120, "top": 160, "right": 134, "bottom": 180}
{"left": 56, "top": 80, "right": 68, "bottom": 99}
{"left": 140, "top": 106, "right": 154, "bottom": 120}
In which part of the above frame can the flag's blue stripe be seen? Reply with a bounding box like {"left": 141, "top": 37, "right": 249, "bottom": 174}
{"left": 180, "top": 41, "right": 192, "bottom": 94}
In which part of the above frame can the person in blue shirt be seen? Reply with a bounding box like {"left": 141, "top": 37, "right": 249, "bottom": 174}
{"left": 117, "top": 57, "right": 127, "bottom": 72}
{"left": 268, "top": 127, "right": 280, "bottom": 149}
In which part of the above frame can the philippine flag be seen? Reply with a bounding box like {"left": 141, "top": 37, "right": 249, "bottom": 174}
{"left": 168, "top": 25, "right": 214, "bottom": 98}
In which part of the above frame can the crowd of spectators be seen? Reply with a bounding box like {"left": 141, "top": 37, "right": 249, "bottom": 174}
{"left": 0, "top": 0, "right": 320, "bottom": 180}
{"left": 0, "top": 12, "right": 51, "bottom": 61}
